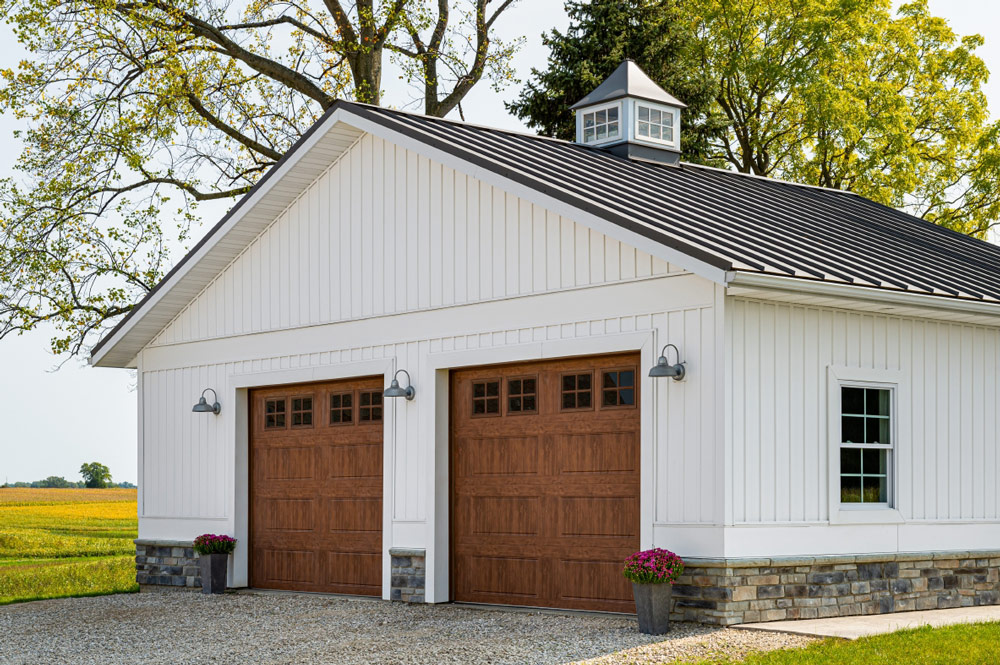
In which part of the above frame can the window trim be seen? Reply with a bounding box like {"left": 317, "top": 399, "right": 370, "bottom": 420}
{"left": 826, "top": 366, "right": 905, "bottom": 525}
{"left": 560, "top": 370, "right": 595, "bottom": 412}
{"left": 505, "top": 374, "right": 539, "bottom": 416}
{"left": 633, "top": 100, "right": 680, "bottom": 150}
{"left": 329, "top": 390, "right": 355, "bottom": 427}
{"left": 263, "top": 397, "right": 287, "bottom": 430}
{"left": 289, "top": 394, "right": 315, "bottom": 429}
{"left": 599, "top": 366, "right": 638, "bottom": 410}
{"left": 470, "top": 378, "right": 503, "bottom": 419}
{"left": 577, "top": 101, "right": 623, "bottom": 146}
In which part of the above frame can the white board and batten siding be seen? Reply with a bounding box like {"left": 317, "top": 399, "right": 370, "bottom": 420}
{"left": 149, "top": 134, "right": 686, "bottom": 347}
{"left": 136, "top": 132, "right": 728, "bottom": 591}
{"left": 725, "top": 297, "right": 1000, "bottom": 558}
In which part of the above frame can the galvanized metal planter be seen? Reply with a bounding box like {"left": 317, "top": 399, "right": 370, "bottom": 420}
{"left": 632, "top": 583, "right": 672, "bottom": 634}
{"left": 199, "top": 553, "right": 228, "bottom": 594}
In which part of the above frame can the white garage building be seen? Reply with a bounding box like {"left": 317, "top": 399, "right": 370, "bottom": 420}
{"left": 92, "top": 62, "right": 1000, "bottom": 624}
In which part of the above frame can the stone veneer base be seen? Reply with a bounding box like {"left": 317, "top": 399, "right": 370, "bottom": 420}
{"left": 135, "top": 539, "right": 201, "bottom": 589}
{"left": 390, "top": 548, "right": 426, "bottom": 602}
{"left": 672, "top": 550, "right": 1000, "bottom": 626}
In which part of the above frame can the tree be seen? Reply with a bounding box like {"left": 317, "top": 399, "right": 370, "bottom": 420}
{"left": 507, "top": 0, "right": 726, "bottom": 163}
{"left": 37, "top": 475, "right": 75, "bottom": 488}
{"left": 690, "top": 0, "right": 1000, "bottom": 236}
{"left": 0, "top": 0, "right": 522, "bottom": 357}
{"left": 80, "top": 462, "right": 112, "bottom": 489}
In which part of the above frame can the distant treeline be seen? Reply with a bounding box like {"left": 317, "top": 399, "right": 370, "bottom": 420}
{"left": 2, "top": 476, "right": 135, "bottom": 489}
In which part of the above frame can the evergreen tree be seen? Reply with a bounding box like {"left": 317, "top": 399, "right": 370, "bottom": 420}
{"left": 507, "top": 0, "right": 725, "bottom": 164}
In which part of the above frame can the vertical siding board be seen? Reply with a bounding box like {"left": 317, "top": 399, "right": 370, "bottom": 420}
{"left": 575, "top": 220, "right": 589, "bottom": 286}
{"left": 731, "top": 300, "right": 746, "bottom": 523}
{"left": 442, "top": 167, "right": 456, "bottom": 306}
{"left": 972, "top": 327, "right": 985, "bottom": 519}
{"left": 505, "top": 191, "right": 519, "bottom": 295}
{"left": 519, "top": 199, "right": 533, "bottom": 295}
{"left": 987, "top": 333, "right": 998, "bottom": 518}
{"left": 744, "top": 301, "right": 761, "bottom": 523}
{"left": 590, "top": 228, "right": 605, "bottom": 284}
{"left": 787, "top": 305, "right": 804, "bottom": 522}
{"left": 804, "top": 307, "right": 822, "bottom": 521}
{"left": 907, "top": 319, "right": 923, "bottom": 520}
{"left": 454, "top": 172, "right": 468, "bottom": 304}
{"left": 479, "top": 182, "right": 493, "bottom": 300}
{"left": 948, "top": 327, "right": 961, "bottom": 518}
{"left": 758, "top": 303, "right": 776, "bottom": 522}
{"left": 682, "top": 309, "right": 701, "bottom": 522}
{"left": 492, "top": 187, "right": 506, "bottom": 297}
{"left": 426, "top": 158, "right": 441, "bottom": 309}
{"left": 361, "top": 134, "right": 375, "bottom": 317}
{"left": 371, "top": 139, "right": 385, "bottom": 316}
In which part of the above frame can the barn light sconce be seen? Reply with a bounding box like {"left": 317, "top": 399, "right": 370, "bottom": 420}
{"left": 649, "top": 344, "right": 686, "bottom": 381}
{"left": 192, "top": 388, "right": 221, "bottom": 415}
{"left": 383, "top": 369, "right": 415, "bottom": 401}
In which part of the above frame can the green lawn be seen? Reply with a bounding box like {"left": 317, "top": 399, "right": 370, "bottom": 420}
{"left": 719, "top": 622, "right": 1000, "bottom": 665}
{"left": 0, "top": 488, "right": 138, "bottom": 605}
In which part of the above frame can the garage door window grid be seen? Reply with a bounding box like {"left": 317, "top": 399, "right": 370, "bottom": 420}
{"left": 291, "top": 396, "right": 313, "bottom": 427}
{"left": 265, "top": 398, "right": 286, "bottom": 429}
{"left": 329, "top": 392, "right": 353, "bottom": 425}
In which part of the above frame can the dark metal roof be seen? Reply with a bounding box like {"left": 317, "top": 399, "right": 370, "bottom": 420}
{"left": 354, "top": 103, "right": 1000, "bottom": 303}
{"left": 571, "top": 60, "right": 687, "bottom": 110}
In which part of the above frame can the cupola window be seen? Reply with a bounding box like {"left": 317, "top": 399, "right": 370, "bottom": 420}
{"left": 636, "top": 104, "right": 675, "bottom": 144}
{"left": 582, "top": 104, "right": 620, "bottom": 144}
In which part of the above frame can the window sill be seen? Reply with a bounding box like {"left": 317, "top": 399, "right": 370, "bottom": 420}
{"left": 831, "top": 508, "right": 904, "bottom": 525}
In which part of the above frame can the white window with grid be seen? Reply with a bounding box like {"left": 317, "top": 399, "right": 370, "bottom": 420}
{"left": 635, "top": 103, "right": 676, "bottom": 145}
{"left": 826, "top": 366, "right": 905, "bottom": 524}
{"left": 580, "top": 103, "right": 621, "bottom": 144}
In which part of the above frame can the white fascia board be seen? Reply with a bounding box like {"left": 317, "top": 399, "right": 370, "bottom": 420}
{"left": 89, "top": 107, "right": 355, "bottom": 368}
{"left": 335, "top": 109, "right": 731, "bottom": 286}
{"left": 728, "top": 271, "right": 1000, "bottom": 320}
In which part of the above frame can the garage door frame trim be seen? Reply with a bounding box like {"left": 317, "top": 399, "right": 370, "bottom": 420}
{"left": 228, "top": 358, "right": 396, "bottom": 594}
{"left": 426, "top": 331, "right": 659, "bottom": 604}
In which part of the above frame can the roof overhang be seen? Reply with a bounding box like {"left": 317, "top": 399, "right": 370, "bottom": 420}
{"left": 728, "top": 272, "right": 1000, "bottom": 326}
{"left": 90, "top": 104, "right": 366, "bottom": 367}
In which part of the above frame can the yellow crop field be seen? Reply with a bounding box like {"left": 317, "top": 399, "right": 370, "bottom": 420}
{"left": 0, "top": 488, "right": 138, "bottom": 605}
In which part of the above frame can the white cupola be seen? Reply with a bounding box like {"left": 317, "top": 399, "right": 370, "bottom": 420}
{"left": 571, "top": 60, "right": 686, "bottom": 165}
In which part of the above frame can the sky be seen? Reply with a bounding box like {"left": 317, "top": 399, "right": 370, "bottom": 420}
{"left": 0, "top": 0, "right": 998, "bottom": 484}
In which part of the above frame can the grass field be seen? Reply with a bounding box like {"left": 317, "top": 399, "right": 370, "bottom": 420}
{"left": 0, "top": 488, "right": 138, "bottom": 605}
{"left": 714, "top": 622, "right": 1000, "bottom": 664}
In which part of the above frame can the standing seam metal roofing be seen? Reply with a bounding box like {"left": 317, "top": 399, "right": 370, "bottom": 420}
{"left": 353, "top": 103, "right": 1000, "bottom": 302}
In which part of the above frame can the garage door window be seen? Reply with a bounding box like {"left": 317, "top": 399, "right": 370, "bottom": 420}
{"left": 472, "top": 379, "right": 501, "bottom": 417}
{"left": 601, "top": 369, "right": 636, "bottom": 408}
{"left": 330, "top": 392, "right": 353, "bottom": 425}
{"left": 265, "top": 398, "right": 286, "bottom": 429}
{"left": 507, "top": 376, "right": 538, "bottom": 415}
{"left": 359, "top": 390, "right": 383, "bottom": 422}
{"left": 291, "top": 396, "right": 313, "bottom": 427}
{"left": 561, "top": 372, "right": 593, "bottom": 411}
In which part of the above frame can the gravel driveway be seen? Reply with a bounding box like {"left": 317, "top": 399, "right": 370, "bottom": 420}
{"left": 0, "top": 589, "right": 815, "bottom": 665}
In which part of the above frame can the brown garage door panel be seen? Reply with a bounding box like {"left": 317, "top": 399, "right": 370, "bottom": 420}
{"left": 251, "top": 378, "right": 383, "bottom": 595}
{"left": 451, "top": 353, "right": 641, "bottom": 613}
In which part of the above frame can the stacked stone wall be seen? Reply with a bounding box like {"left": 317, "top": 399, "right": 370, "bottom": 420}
{"left": 671, "top": 551, "right": 1000, "bottom": 625}
{"left": 135, "top": 540, "right": 200, "bottom": 588}
{"left": 389, "top": 548, "right": 426, "bottom": 602}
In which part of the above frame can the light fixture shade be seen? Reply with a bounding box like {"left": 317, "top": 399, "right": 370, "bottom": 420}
{"left": 648, "top": 344, "right": 686, "bottom": 381}
{"left": 649, "top": 357, "right": 685, "bottom": 380}
{"left": 383, "top": 371, "right": 415, "bottom": 400}
{"left": 192, "top": 389, "right": 221, "bottom": 415}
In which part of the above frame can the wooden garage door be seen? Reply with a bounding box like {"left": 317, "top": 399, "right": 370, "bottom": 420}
{"left": 451, "top": 353, "right": 640, "bottom": 613}
{"left": 250, "top": 378, "right": 382, "bottom": 595}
